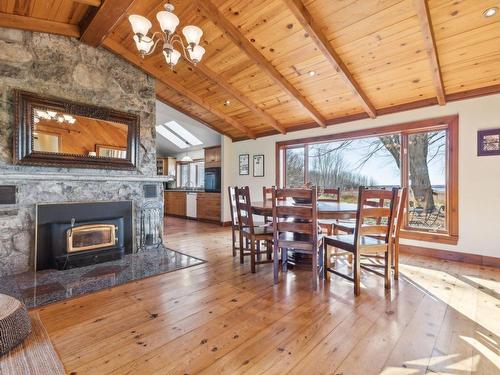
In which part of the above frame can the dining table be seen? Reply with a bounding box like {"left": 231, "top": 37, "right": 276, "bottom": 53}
{"left": 251, "top": 200, "right": 358, "bottom": 220}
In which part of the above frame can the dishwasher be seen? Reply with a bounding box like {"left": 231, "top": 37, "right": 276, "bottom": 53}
{"left": 186, "top": 192, "right": 197, "bottom": 218}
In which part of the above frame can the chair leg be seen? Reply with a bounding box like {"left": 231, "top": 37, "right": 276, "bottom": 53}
{"left": 318, "top": 241, "right": 324, "bottom": 280}
{"left": 231, "top": 227, "right": 236, "bottom": 257}
{"left": 273, "top": 244, "right": 279, "bottom": 284}
{"left": 394, "top": 242, "right": 399, "bottom": 280}
{"left": 353, "top": 250, "right": 361, "bottom": 296}
{"left": 256, "top": 240, "right": 261, "bottom": 262}
{"left": 312, "top": 246, "right": 318, "bottom": 291}
{"left": 324, "top": 243, "right": 330, "bottom": 280}
{"left": 239, "top": 232, "right": 244, "bottom": 264}
{"left": 250, "top": 239, "right": 256, "bottom": 273}
{"left": 266, "top": 240, "right": 272, "bottom": 260}
{"left": 385, "top": 249, "right": 392, "bottom": 290}
{"left": 282, "top": 248, "right": 288, "bottom": 272}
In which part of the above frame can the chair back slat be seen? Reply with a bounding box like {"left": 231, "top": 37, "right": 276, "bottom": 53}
{"left": 275, "top": 206, "right": 313, "bottom": 220}
{"left": 235, "top": 186, "right": 255, "bottom": 233}
{"left": 353, "top": 186, "right": 398, "bottom": 249}
{"left": 228, "top": 186, "right": 238, "bottom": 226}
{"left": 275, "top": 188, "right": 312, "bottom": 199}
{"left": 277, "top": 221, "right": 315, "bottom": 235}
{"left": 319, "top": 187, "right": 340, "bottom": 202}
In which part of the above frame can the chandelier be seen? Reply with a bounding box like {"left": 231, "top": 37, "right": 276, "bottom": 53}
{"left": 128, "top": 2, "right": 205, "bottom": 68}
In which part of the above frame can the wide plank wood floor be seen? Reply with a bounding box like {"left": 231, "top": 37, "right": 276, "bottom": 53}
{"left": 34, "top": 217, "right": 500, "bottom": 374}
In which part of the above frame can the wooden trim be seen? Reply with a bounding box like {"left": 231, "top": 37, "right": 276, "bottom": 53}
{"left": 414, "top": 0, "right": 446, "bottom": 105}
{"left": 275, "top": 115, "right": 458, "bottom": 148}
{"left": 102, "top": 38, "right": 256, "bottom": 139}
{"left": 400, "top": 244, "right": 500, "bottom": 268}
{"left": 79, "top": 0, "right": 135, "bottom": 47}
{"left": 0, "top": 13, "right": 80, "bottom": 38}
{"left": 283, "top": 0, "right": 376, "bottom": 119}
{"left": 193, "top": 0, "right": 327, "bottom": 128}
{"left": 401, "top": 230, "right": 458, "bottom": 245}
{"left": 195, "top": 63, "right": 286, "bottom": 134}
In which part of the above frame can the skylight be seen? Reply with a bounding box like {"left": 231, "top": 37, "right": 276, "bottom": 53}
{"left": 156, "top": 125, "right": 189, "bottom": 149}
{"left": 164, "top": 121, "right": 203, "bottom": 146}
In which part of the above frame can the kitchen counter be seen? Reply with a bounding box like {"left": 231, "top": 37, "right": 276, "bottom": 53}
{"left": 165, "top": 189, "right": 205, "bottom": 192}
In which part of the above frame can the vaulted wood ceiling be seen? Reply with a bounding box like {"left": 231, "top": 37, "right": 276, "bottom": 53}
{"left": 1, "top": 0, "right": 500, "bottom": 140}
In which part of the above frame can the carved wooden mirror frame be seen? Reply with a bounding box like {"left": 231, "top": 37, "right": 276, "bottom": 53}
{"left": 14, "top": 90, "right": 139, "bottom": 170}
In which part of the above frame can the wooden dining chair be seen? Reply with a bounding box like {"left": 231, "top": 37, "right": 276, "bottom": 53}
{"left": 262, "top": 186, "right": 274, "bottom": 224}
{"left": 324, "top": 186, "right": 398, "bottom": 295}
{"left": 235, "top": 186, "right": 273, "bottom": 272}
{"left": 227, "top": 186, "right": 240, "bottom": 257}
{"left": 272, "top": 186, "right": 324, "bottom": 290}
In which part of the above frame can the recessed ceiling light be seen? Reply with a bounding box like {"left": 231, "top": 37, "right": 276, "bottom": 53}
{"left": 224, "top": 99, "right": 231, "bottom": 106}
{"left": 483, "top": 7, "right": 498, "bottom": 17}
{"left": 308, "top": 70, "right": 316, "bottom": 77}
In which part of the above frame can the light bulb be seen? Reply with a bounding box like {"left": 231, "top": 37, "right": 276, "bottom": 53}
{"left": 128, "top": 15, "right": 152, "bottom": 36}
{"left": 188, "top": 45, "right": 205, "bottom": 63}
{"left": 156, "top": 10, "right": 179, "bottom": 34}
{"left": 182, "top": 25, "right": 203, "bottom": 46}
{"left": 163, "top": 49, "right": 181, "bottom": 66}
{"left": 133, "top": 35, "right": 154, "bottom": 54}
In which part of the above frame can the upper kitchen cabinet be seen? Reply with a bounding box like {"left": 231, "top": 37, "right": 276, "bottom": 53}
{"left": 204, "top": 146, "right": 221, "bottom": 168}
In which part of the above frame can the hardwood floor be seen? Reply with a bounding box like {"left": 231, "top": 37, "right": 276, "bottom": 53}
{"left": 34, "top": 217, "right": 500, "bottom": 374}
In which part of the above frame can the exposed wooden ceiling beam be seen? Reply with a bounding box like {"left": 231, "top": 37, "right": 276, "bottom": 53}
{"left": 283, "top": 0, "right": 377, "bottom": 119}
{"left": 73, "top": 0, "right": 101, "bottom": 7}
{"left": 156, "top": 90, "right": 235, "bottom": 140}
{"left": 0, "top": 13, "right": 80, "bottom": 37}
{"left": 80, "top": 0, "right": 135, "bottom": 47}
{"left": 414, "top": 0, "right": 446, "bottom": 106}
{"left": 195, "top": 63, "right": 286, "bottom": 134}
{"left": 103, "top": 38, "right": 256, "bottom": 139}
{"left": 193, "top": 0, "right": 327, "bottom": 128}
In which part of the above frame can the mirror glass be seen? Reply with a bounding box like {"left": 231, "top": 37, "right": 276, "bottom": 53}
{"left": 32, "top": 108, "right": 129, "bottom": 159}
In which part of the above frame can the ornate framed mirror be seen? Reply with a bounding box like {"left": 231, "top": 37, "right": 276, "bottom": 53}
{"left": 14, "top": 90, "right": 139, "bottom": 170}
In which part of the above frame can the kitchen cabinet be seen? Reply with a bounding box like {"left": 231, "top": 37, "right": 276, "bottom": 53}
{"left": 196, "top": 193, "right": 221, "bottom": 222}
{"left": 157, "top": 157, "right": 176, "bottom": 176}
{"left": 164, "top": 191, "right": 186, "bottom": 217}
{"left": 204, "top": 146, "right": 221, "bottom": 168}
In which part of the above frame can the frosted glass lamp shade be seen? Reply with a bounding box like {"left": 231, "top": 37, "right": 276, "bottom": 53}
{"left": 188, "top": 45, "right": 205, "bottom": 63}
{"left": 133, "top": 35, "right": 154, "bottom": 54}
{"left": 128, "top": 15, "right": 152, "bottom": 36}
{"left": 182, "top": 25, "right": 203, "bottom": 46}
{"left": 156, "top": 11, "right": 179, "bottom": 34}
{"left": 163, "top": 49, "right": 181, "bottom": 66}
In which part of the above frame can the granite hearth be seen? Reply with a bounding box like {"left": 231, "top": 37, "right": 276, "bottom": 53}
{"left": 0, "top": 247, "right": 205, "bottom": 309}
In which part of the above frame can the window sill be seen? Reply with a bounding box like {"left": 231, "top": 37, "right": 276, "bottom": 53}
{"left": 401, "top": 230, "right": 458, "bottom": 245}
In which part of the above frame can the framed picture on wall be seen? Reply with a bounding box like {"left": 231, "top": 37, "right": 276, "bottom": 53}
{"left": 239, "top": 154, "right": 249, "bottom": 175}
{"left": 477, "top": 129, "right": 500, "bottom": 156}
{"left": 253, "top": 154, "right": 264, "bottom": 177}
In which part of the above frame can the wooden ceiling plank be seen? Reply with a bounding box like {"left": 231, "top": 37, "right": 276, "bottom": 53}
{"left": 79, "top": 0, "right": 135, "bottom": 47}
{"left": 196, "top": 63, "right": 286, "bottom": 134}
{"left": 193, "top": 0, "right": 327, "bottom": 128}
{"left": 103, "top": 38, "right": 256, "bottom": 140}
{"left": 283, "top": 0, "right": 377, "bottom": 118}
{"left": 73, "top": 0, "right": 101, "bottom": 6}
{"left": 0, "top": 12, "right": 80, "bottom": 37}
{"left": 414, "top": 0, "right": 446, "bottom": 105}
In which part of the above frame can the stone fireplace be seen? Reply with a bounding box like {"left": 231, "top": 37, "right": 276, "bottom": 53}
{"left": 0, "top": 27, "right": 165, "bottom": 276}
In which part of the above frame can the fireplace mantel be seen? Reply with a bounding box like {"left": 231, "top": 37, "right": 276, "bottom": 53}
{"left": 1, "top": 172, "right": 171, "bottom": 183}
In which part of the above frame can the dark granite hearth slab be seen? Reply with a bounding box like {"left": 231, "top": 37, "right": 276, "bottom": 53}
{"left": 0, "top": 247, "right": 205, "bottom": 309}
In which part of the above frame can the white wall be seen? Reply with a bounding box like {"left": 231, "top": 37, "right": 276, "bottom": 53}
{"left": 229, "top": 94, "right": 500, "bottom": 258}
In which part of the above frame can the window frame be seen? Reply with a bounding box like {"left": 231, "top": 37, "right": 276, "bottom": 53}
{"left": 176, "top": 158, "right": 205, "bottom": 188}
{"left": 275, "top": 115, "right": 459, "bottom": 245}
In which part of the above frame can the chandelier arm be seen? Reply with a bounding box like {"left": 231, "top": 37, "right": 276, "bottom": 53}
{"left": 171, "top": 37, "right": 195, "bottom": 64}
{"left": 141, "top": 32, "right": 165, "bottom": 56}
